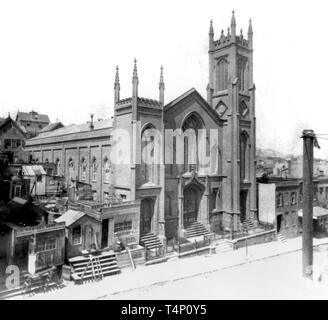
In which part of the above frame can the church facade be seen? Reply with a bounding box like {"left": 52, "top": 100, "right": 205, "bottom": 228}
{"left": 25, "top": 12, "right": 257, "bottom": 246}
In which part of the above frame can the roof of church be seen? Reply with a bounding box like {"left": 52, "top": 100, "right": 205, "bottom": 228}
{"left": 117, "top": 97, "right": 161, "bottom": 108}
{"left": 164, "top": 88, "right": 199, "bottom": 110}
{"left": 39, "top": 122, "right": 64, "bottom": 133}
{"left": 164, "top": 88, "right": 225, "bottom": 124}
{"left": 26, "top": 118, "right": 113, "bottom": 142}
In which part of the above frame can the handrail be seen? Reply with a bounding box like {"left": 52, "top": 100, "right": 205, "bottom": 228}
{"left": 126, "top": 248, "right": 136, "bottom": 270}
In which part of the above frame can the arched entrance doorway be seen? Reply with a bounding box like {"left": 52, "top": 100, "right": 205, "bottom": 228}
{"left": 140, "top": 198, "right": 154, "bottom": 234}
{"left": 183, "top": 184, "right": 202, "bottom": 227}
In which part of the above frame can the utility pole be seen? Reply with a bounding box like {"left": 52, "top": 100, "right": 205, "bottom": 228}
{"left": 301, "top": 129, "right": 316, "bottom": 279}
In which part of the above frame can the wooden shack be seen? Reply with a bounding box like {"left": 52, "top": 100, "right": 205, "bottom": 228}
{"left": 55, "top": 209, "right": 101, "bottom": 259}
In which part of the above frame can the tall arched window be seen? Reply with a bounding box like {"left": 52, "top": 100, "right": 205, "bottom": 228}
{"left": 238, "top": 57, "right": 248, "bottom": 91}
{"left": 104, "top": 157, "right": 111, "bottom": 184}
{"left": 182, "top": 113, "right": 204, "bottom": 173}
{"left": 216, "top": 59, "right": 228, "bottom": 91}
{"left": 240, "top": 131, "right": 249, "bottom": 181}
{"left": 141, "top": 124, "right": 156, "bottom": 184}
{"left": 55, "top": 158, "right": 61, "bottom": 176}
{"left": 68, "top": 158, "right": 74, "bottom": 182}
{"left": 81, "top": 157, "right": 87, "bottom": 181}
{"left": 165, "top": 193, "right": 172, "bottom": 217}
{"left": 92, "top": 157, "right": 98, "bottom": 182}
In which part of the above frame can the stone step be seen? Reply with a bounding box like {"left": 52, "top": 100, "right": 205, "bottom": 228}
{"left": 185, "top": 221, "right": 210, "bottom": 238}
{"left": 140, "top": 232, "right": 162, "bottom": 250}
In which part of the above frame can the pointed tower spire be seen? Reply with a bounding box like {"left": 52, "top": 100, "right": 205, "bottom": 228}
{"left": 231, "top": 10, "right": 236, "bottom": 27}
{"left": 132, "top": 58, "right": 138, "bottom": 120}
{"left": 114, "top": 66, "right": 120, "bottom": 107}
{"left": 231, "top": 10, "right": 236, "bottom": 42}
{"left": 248, "top": 19, "right": 253, "bottom": 49}
{"left": 132, "top": 58, "right": 138, "bottom": 83}
{"left": 248, "top": 19, "right": 253, "bottom": 34}
{"left": 159, "top": 65, "right": 165, "bottom": 106}
{"left": 209, "top": 19, "right": 214, "bottom": 35}
{"left": 209, "top": 19, "right": 214, "bottom": 50}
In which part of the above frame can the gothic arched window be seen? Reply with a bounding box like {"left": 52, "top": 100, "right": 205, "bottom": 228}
{"left": 92, "top": 157, "right": 98, "bottom": 182}
{"left": 141, "top": 124, "right": 156, "bottom": 184}
{"left": 216, "top": 59, "right": 228, "bottom": 91}
{"left": 181, "top": 113, "right": 205, "bottom": 173}
{"left": 165, "top": 193, "right": 172, "bottom": 217}
{"left": 68, "top": 158, "right": 74, "bottom": 182}
{"left": 55, "top": 158, "right": 61, "bottom": 176}
{"left": 238, "top": 57, "right": 248, "bottom": 91}
{"left": 81, "top": 157, "right": 87, "bottom": 181}
{"left": 240, "top": 131, "right": 249, "bottom": 181}
{"left": 104, "top": 157, "right": 111, "bottom": 184}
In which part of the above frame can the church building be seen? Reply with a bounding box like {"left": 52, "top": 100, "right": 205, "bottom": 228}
{"left": 24, "top": 11, "right": 257, "bottom": 248}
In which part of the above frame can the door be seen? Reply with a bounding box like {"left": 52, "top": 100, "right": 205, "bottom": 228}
{"left": 183, "top": 186, "right": 200, "bottom": 226}
{"left": 240, "top": 190, "right": 248, "bottom": 222}
{"left": 84, "top": 225, "right": 94, "bottom": 250}
{"left": 140, "top": 198, "right": 154, "bottom": 234}
{"left": 277, "top": 214, "right": 282, "bottom": 232}
{"left": 101, "top": 219, "right": 109, "bottom": 248}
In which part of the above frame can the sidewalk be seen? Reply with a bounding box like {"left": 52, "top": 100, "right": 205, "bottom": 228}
{"left": 15, "top": 235, "right": 328, "bottom": 300}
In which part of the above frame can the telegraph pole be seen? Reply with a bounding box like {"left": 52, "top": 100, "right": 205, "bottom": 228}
{"left": 302, "top": 130, "right": 315, "bottom": 279}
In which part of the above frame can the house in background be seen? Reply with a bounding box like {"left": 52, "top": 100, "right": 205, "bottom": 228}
{"left": 22, "top": 165, "right": 47, "bottom": 196}
{"left": 257, "top": 175, "right": 300, "bottom": 239}
{"left": 0, "top": 197, "right": 65, "bottom": 276}
{"left": 0, "top": 116, "right": 28, "bottom": 164}
{"left": 298, "top": 206, "right": 328, "bottom": 236}
{"left": 15, "top": 110, "right": 50, "bottom": 138}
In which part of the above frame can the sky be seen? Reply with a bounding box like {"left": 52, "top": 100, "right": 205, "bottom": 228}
{"left": 0, "top": 0, "right": 327, "bottom": 158}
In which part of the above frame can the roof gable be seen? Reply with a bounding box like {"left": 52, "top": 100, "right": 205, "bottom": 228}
{"left": 0, "top": 117, "right": 27, "bottom": 137}
{"left": 16, "top": 111, "right": 50, "bottom": 123}
{"left": 55, "top": 209, "right": 99, "bottom": 227}
{"left": 164, "top": 88, "right": 225, "bottom": 126}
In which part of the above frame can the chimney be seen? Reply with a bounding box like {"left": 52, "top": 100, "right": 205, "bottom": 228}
{"left": 89, "top": 114, "right": 94, "bottom": 130}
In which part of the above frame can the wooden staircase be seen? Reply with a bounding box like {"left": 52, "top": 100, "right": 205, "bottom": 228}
{"left": 140, "top": 232, "right": 162, "bottom": 250}
{"left": 69, "top": 252, "right": 120, "bottom": 284}
{"left": 185, "top": 221, "right": 210, "bottom": 238}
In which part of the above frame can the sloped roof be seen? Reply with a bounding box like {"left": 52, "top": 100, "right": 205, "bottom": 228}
{"left": 298, "top": 206, "right": 328, "bottom": 220}
{"left": 55, "top": 209, "right": 86, "bottom": 227}
{"left": 164, "top": 88, "right": 198, "bottom": 110}
{"left": 164, "top": 88, "right": 225, "bottom": 125}
{"left": 16, "top": 111, "right": 50, "bottom": 123}
{"left": 0, "top": 117, "right": 27, "bottom": 137}
{"left": 22, "top": 165, "right": 46, "bottom": 176}
{"left": 26, "top": 118, "right": 113, "bottom": 141}
{"left": 39, "top": 122, "right": 64, "bottom": 133}
{"left": 0, "top": 198, "right": 47, "bottom": 226}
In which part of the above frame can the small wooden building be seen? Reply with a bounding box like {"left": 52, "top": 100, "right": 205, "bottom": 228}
{"left": 0, "top": 198, "right": 65, "bottom": 274}
{"left": 298, "top": 206, "right": 328, "bottom": 236}
{"left": 55, "top": 209, "right": 101, "bottom": 259}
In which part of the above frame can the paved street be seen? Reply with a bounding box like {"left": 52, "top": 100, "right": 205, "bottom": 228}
{"left": 13, "top": 236, "right": 328, "bottom": 300}
{"left": 108, "top": 249, "right": 328, "bottom": 300}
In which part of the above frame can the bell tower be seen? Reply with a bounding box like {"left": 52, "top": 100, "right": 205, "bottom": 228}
{"left": 207, "top": 11, "right": 257, "bottom": 231}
